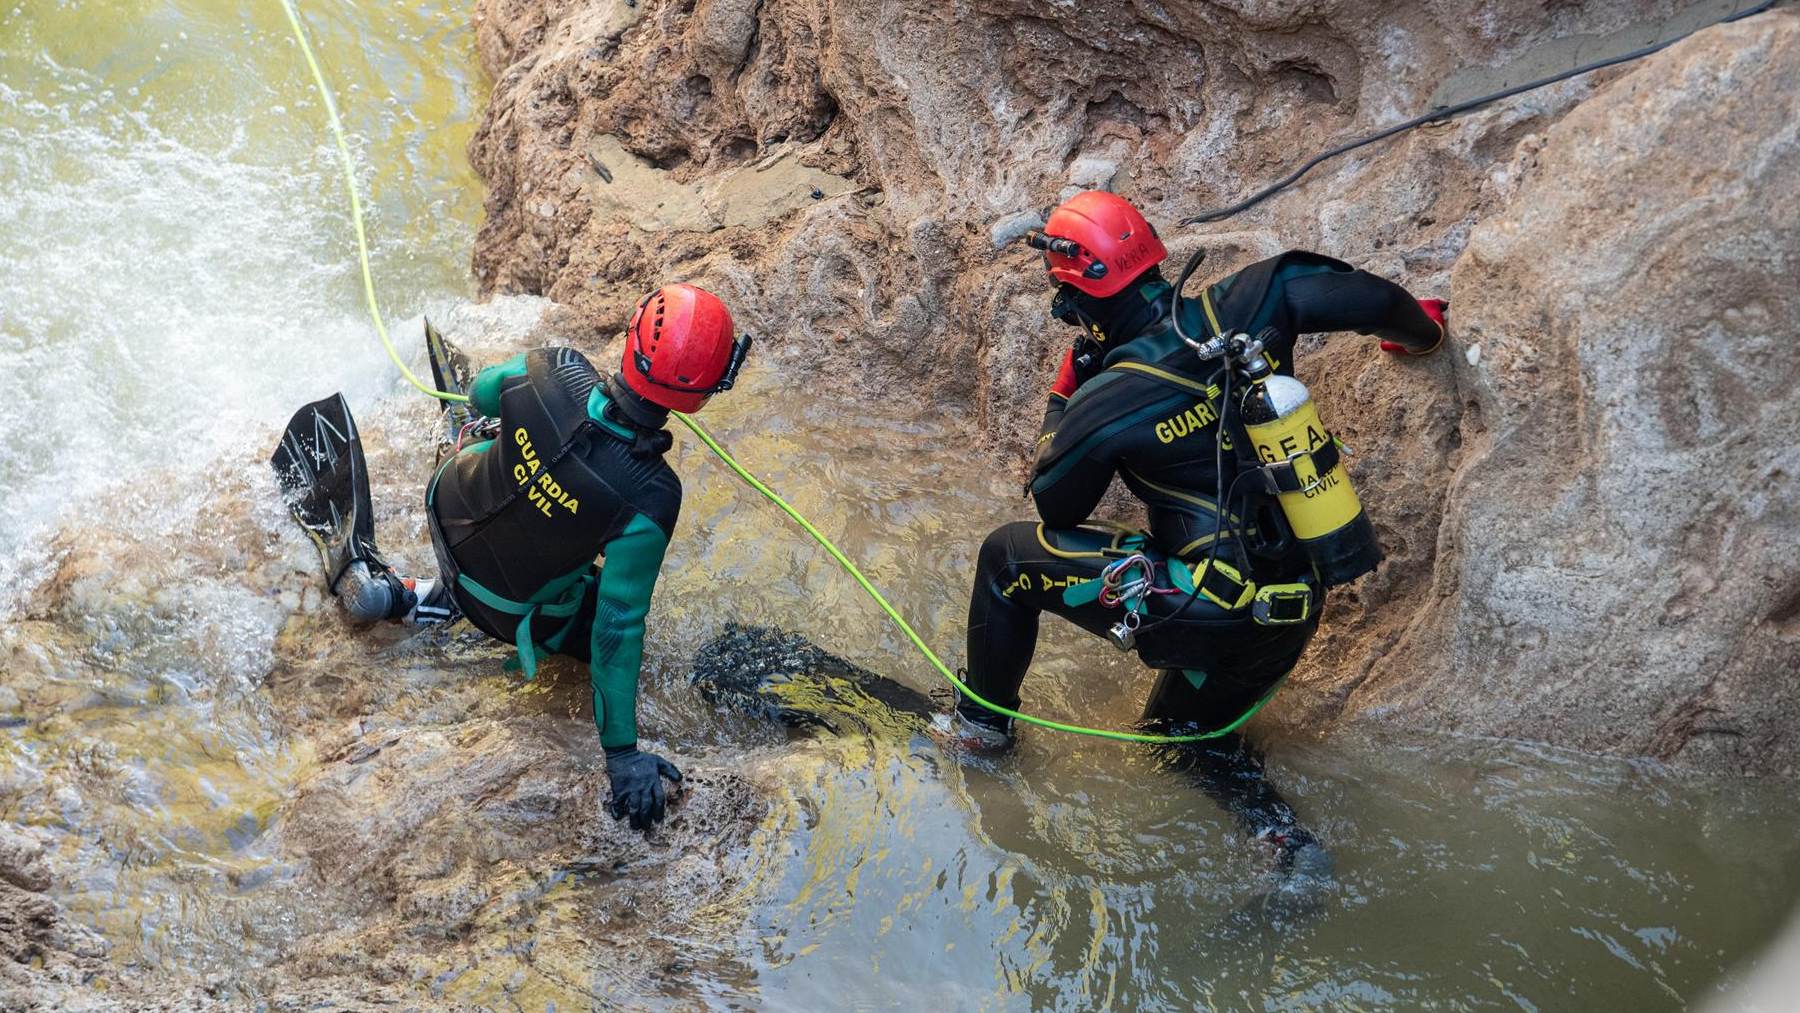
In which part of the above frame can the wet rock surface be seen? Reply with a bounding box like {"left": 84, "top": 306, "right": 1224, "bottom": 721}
{"left": 690, "top": 622, "right": 936, "bottom": 732}
{"left": 1353, "top": 15, "right": 1800, "bottom": 771}
{"left": 468, "top": 0, "right": 1800, "bottom": 774}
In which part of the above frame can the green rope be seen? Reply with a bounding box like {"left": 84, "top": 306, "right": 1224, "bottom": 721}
{"left": 278, "top": 0, "right": 469, "bottom": 405}
{"left": 670, "top": 413, "right": 1255, "bottom": 745}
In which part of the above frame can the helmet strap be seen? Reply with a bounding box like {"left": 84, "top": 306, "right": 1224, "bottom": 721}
{"left": 604, "top": 376, "right": 675, "bottom": 459}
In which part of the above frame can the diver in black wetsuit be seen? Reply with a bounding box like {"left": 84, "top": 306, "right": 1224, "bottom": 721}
{"left": 943, "top": 190, "right": 1447, "bottom": 875}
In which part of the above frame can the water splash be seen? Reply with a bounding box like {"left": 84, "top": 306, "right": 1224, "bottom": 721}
{"left": 0, "top": 0, "right": 479, "bottom": 605}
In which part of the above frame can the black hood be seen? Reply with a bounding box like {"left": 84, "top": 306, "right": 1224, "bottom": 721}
{"left": 1051, "top": 268, "right": 1173, "bottom": 347}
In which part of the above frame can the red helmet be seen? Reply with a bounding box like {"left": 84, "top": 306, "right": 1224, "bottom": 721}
{"left": 622, "top": 283, "right": 750, "bottom": 413}
{"left": 1035, "top": 191, "right": 1167, "bottom": 298}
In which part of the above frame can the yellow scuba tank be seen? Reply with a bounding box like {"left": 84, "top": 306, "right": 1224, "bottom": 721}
{"left": 1238, "top": 373, "right": 1382, "bottom": 585}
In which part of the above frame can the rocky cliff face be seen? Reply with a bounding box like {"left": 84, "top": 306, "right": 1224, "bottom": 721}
{"left": 466, "top": 0, "right": 1800, "bottom": 774}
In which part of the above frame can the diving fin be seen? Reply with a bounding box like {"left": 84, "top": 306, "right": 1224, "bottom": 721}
{"left": 269, "top": 393, "right": 385, "bottom": 594}
{"left": 424, "top": 316, "right": 475, "bottom": 444}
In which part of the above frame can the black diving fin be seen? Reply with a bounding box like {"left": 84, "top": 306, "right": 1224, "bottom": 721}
{"left": 424, "top": 316, "right": 476, "bottom": 445}
{"left": 269, "top": 393, "right": 385, "bottom": 594}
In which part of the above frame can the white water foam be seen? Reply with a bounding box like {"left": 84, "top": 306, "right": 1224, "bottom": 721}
{"left": 0, "top": 56, "right": 426, "bottom": 607}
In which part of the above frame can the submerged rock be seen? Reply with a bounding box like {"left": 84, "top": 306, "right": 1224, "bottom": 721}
{"left": 691, "top": 621, "right": 936, "bottom": 733}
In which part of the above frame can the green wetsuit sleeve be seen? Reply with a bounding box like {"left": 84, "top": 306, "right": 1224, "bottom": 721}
{"left": 590, "top": 512, "right": 670, "bottom": 749}
{"left": 470, "top": 352, "right": 528, "bottom": 418}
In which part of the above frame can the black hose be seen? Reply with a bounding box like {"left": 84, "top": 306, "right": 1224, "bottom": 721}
{"left": 1178, "top": 0, "right": 1784, "bottom": 226}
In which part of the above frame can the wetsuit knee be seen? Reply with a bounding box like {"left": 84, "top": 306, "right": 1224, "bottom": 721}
{"left": 975, "top": 525, "right": 1017, "bottom": 587}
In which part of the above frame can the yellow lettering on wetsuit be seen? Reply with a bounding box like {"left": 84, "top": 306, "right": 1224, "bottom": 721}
{"left": 515, "top": 427, "right": 541, "bottom": 476}
{"left": 1003, "top": 572, "right": 1086, "bottom": 597}
{"left": 537, "top": 471, "right": 579, "bottom": 515}
{"left": 511, "top": 427, "right": 580, "bottom": 517}
{"left": 1154, "top": 399, "right": 1220, "bottom": 444}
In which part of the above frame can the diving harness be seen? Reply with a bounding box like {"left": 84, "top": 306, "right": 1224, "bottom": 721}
{"left": 1083, "top": 249, "right": 1384, "bottom": 651}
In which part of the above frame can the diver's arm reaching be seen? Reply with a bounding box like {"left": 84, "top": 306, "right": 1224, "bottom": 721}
{"left": 588, "top": 513, "right": 671, "bottom": 752}
{"left": 588, "top": 482, "right": 683, "bottom": 832}
{"left": 1267, "top": 261, "right": 1447, "bottom": 355}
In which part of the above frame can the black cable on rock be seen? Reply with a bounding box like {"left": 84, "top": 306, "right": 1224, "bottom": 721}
{"left": 1179, "top": 0, "right": 1784, "bottom": 226}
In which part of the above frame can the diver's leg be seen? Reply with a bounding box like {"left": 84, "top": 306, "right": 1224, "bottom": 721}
{"left": 337, "top": 561, "right": 414, "bottom": 623}
{"left": 1138, "top": 618, "right": 1330, "bottom": 880}
{"left": 402, "top": 576, "right": 458, "bottom": 626}
{"left": 961, "top": 523, "right": 1043, "bottom": 724}
{"left": 1141, "top": 669, "right": 1305, "bottom": 844}
{"left": 954, "top": 522, "right": 1115, "bottom": 743}
{"left": 338, "top": 562, "right": 457, "bottom": 626}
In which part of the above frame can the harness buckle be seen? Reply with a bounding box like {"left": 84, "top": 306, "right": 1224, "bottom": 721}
{"left": 1196, "top": 558, "right": 1256, "bottom": 610}
{"left": 1251, "top": 583, "right": 1313, "bottom": 625}
{"left": 1256, "top": 440, "right": 1341, "bottom": 496}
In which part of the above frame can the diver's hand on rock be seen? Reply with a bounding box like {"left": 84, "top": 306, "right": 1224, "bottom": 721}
{"left": 1381, "top": 298, "right": 1448, "bottom": 355}
{"left": 604, "top": 745, "right": 683, "bottom": 831}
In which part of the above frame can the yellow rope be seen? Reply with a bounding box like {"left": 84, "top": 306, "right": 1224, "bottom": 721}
{"left": 277, "top": 0, "right": 468, "bottom": 404}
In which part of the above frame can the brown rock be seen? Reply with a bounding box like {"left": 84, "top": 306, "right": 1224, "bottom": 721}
{"left": 1352, "top": 14, "right": 1800, "bottom": 773}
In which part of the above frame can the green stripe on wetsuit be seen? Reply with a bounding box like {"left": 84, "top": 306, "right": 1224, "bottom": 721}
{"left": 589, "top": 512, "right": 668, "bottom": 748}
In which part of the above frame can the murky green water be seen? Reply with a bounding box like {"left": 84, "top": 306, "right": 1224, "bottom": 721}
{"left": 1, "top": 1, "right": 1797, "bottom": 1008}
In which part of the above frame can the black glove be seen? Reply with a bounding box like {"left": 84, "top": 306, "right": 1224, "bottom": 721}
{"left": 604, "top": 745, "right": 683, "bottom": 830}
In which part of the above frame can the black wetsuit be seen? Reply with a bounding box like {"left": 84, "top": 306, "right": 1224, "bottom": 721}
{"left": 427, "top": 347, "right": 680, "bottom": 751}
{"left": 964, "top": 251, "right": 1441, "bottom": 837}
